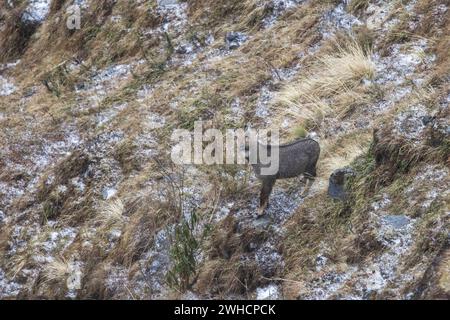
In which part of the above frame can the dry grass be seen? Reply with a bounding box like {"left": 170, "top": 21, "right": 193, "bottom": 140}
{"left": 318, "top": 131, "right": 372, "bottom": 181}
{"left": 195, "top": 215, "right": 268, "bottom": 297}
{"left": 1, "top": 0, "right": 448, "bottom": 300}
{"left": 348, "top": 0, "right": 370, "bottom": 15}
{"left": 273, "top": 40, "right": 375, "bottom": 131}
{"left": 42, "top": 257, "right": 72, "bottom": 285}
{"left": 95, "top": 199, "right": 126, "bottom": 230}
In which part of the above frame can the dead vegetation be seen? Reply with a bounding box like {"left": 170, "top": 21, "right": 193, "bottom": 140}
{"left": 0, "top": 0, "right": 449, "bottom": 300}
{"left": 0, "top": 2, "right": 38, "bottom": 63}
{"left": 273, "top": 39, "right": 375, "bottom": 133}
{"left": 195, "top": 215, "right": 269, "bottom": 297}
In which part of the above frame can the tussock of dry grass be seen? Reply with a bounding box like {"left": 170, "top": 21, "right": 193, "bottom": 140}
{"left": 42, "top": 257, "right": 71, "bottom": 285}
{"left": 95, "top": 199, "right": 126, "bottom": 230}
{"left": 317, "top": 131, "right": 372, "bottom": 183}
{"left": 273, "top": 41, "right": 375, "bottom": 131}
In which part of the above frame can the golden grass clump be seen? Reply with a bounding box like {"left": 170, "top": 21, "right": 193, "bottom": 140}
{"left": 95, "top": 198, "right": 126, "bottom": 230}
{"left": 42, "top": 257, "right": 72, "bottom": 285}
{"left": 318, "top": 131, "right": 372, "bottom": 182}
{"left": 273, "top": 41, "right": 375, "bottom": 130}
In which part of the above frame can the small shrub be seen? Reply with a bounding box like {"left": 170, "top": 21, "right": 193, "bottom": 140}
{"left": 166, "top": 212, "right": 200, "bottom": 292}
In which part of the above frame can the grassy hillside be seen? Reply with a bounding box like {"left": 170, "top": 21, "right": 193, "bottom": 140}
{"left": 0, "top": 0, "right": 449, "bottom": 299}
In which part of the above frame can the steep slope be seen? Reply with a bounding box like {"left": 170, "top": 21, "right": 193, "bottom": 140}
{"left": 0, "top": 0, "right": 448, "bottom": 299}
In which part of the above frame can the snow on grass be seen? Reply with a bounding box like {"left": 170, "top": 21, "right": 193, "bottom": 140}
{"left": 320, "top": 3, "right": 362, "bottom": 39}
{"left": 393, "top": 104, "right": 430, "bottom": 142}
{"left": 39, "top": 227, "right": 78, "bottom": 256}
{"left": 0, "top": 268, "right": 22, "bottom": 299}
{"left": 256, "top": 284, "right": 280, "bottom": 299}
{"left": 156, "top": 0, "right": 188, "bottom": 34}
{"left": 22, "top": 0, "right": 51, "bottom": 24}
{"left": 372, "top": 38, "right": 435, "bottom": 112}
{"left": 66, "top": 261, "right": 83, "bottom": 299}
{"left": 351, "top": 214, "right": 416, "bottom": 296}
{"left": 134, "top": 226, "right": 174, "bottom": 298}
{"left": 76, "top": 61, "right": 144, "bottom": 101}
{"left": 366, "top": 1, "right": 397, "bottom": 31}
{"left": 102, "top": 187, "right": 117, "bottom": 200}
{"left": 0, "top": 60, "right": 21, "bottom": 71}
{"left": 375, "top": 39, "right": 432, "bottom": 86}
{"left": 406, "top": 165, "right": 449, "bottom": 210}
{"left": 263, "top": 0, "right": 305, "bottom": 28}
{"left": 0, "top": 75, "right": 16, "bottom": 96}
{"left": 96, "top": 103, "right": 128, "bottom": 127}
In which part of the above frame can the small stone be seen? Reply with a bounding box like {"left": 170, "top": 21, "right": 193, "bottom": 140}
{"left": 421, "top": 115, "right": 434, "bottom": 126}
{"left": 225, "top": 32, "right": 248, "bottom": 50}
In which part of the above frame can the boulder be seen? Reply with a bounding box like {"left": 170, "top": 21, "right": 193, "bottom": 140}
{"left": 328, "top": 167, "right": 355, "bottom": 200}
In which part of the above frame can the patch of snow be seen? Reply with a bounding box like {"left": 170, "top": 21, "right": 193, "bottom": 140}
{"left": 146, "top": 113, "right": 166, "bottom": 129}
{"left": 0, "top": 59, "right": 20, "bottom": 71}
{"left": 375, "top": 39, "right": 431, "bottom": 87}
{"left": 137, "top": 84, "right": 153, "bottom": 101}
{"left": 92, "top": 64, "right": 131, "bottom": 85}
{"left": 255, "top": 241, "right": 283, "bottom": 276}
{"left": 96, "top": 103, "right": 128, "bottom": 127}
{"left": 102, "top": 187, "right": 117, "bottom": 200}
{"left": 225, "top": 98, "right": 244, "bottom": 123}
{"left": 406, "top": 165, "right": 449, "bottom": 210}
{"left": 371, "top": 194, "right": 391, "bottom": 211}
{"left": 255, "top": 86, "right": 273, "bottom": 119}
{"left": 76, "top": 62, "right": 143, "bottom": 102}
{"left": 263, "top": 0, "right": 305, "bottom": 28}
{"left": 366, "top": 1, "right": 396, "bottom": 31}
{"left": 356, "top": 215, "right": 416, "bottom": 294}
{"left": 66, "top": 261, "right": 83, "bottom": 299}
{"left": 0, "top": 268, "right": 22, "bottom": 299}
{"left": 156, "top": 0, "right": 188, "bottom": 34}
{"left": 110, "top": 15, "right": 122, "bottom": 23}
{"left": 108, "top": 229, "right": 122, "bottom": 242}
{"left": 140, "top": 226, "right": 174, "bottom": 297}
{"left": 0, "top": 210, "right": 6, "bottom": 224}
{"left": 40, "top": 227, "right": 78, "bottom": 255}
{"left": 320, "top": 3, "right": 362, "bottom": 39}
{"left": 302, "top": 265, "right": 357, "bottom": 300}
{"left": 256, "top": 284, "right": 280, "bottom": 300}
{"left": 71, "top": 177, "right": 86, "bottom": 192}
{"left": 22, "top": 0, "right": 51, "bottom": 24}
{"left": 0, "top": 75, "right": 16, "bottom": 96}
{"left": 74, "top": 0, "right": 89, "bottom": 9}
{"left": 393, "top": 104, "right": 429, "bottom": 142}
{"left": 106, "top": 265, "right": 129, "bottom": 294}
{"left": 315, "top": 253, "right": 328, "bottom": 272}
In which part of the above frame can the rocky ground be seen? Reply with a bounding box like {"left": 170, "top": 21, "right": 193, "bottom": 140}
{"left": 0, "top": 0, "right": 449, "bottom": 299}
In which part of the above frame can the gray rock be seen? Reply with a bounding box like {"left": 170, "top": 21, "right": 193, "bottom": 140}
{"left": 157, "top": 0, "right": 178, "bottom": 7}
{"left": 421, "top": 115, "right": 434, "bottom": 126}
{"left": 382, "top": 215, "right": 411, "bottom": 230}
{"left": 225, "top": 32, "right": 248, "bottom": 50}
{"left": 328, "top": 167, "right": 356, "bottom": 200}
